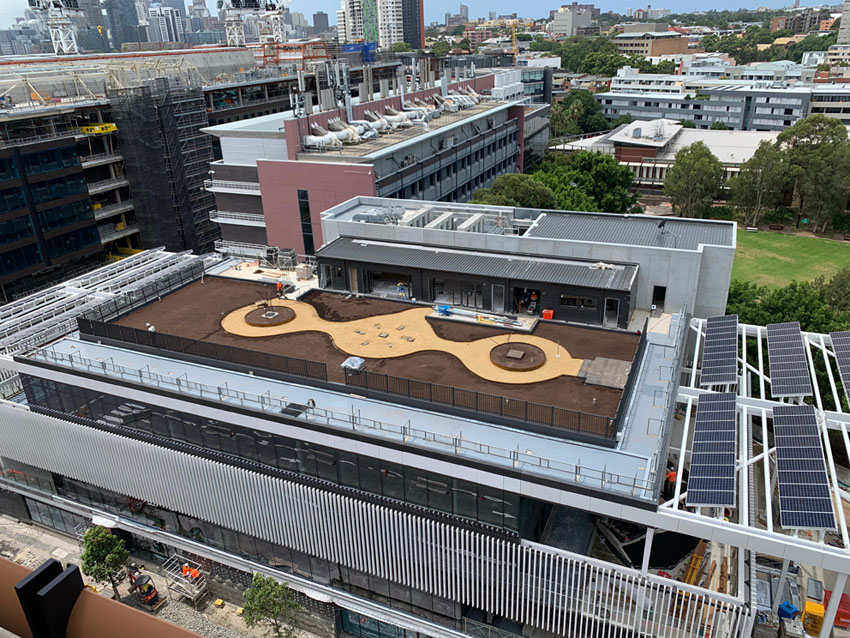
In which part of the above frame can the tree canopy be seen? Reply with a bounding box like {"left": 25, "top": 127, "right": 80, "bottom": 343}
{"left": 663, "top": 141, "right": 723, "bottom": 218}
{"left": 242, "top": 573, "right": 302, "bottom": 638}
{"left": 777, "top": 114, "right": 850, "bottom": 232}
{"left": 80, "top": 526, "right": 129, "bottom": 599}
{"left": 550, "top": 89, "right": 609, "bottom": 136}
{"left": 391, "top": 42, "right": 412, "bottom": 53}
{"left": 470, "top": 173, "right": 558, "bottom": 209}
{"left": 729, "top": 140, "right": 787, "bottom": 227}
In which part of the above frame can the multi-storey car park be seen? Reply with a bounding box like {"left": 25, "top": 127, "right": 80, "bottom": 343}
{"left": 1, "top": 199, "right": 850, "bottom": 638}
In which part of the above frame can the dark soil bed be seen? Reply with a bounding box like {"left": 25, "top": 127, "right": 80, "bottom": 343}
{"left": 116, "top": 278, "right": 635, "bottom": 419}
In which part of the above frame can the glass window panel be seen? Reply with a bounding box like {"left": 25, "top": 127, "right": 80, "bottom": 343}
{"left": 381, "top": 462, "right": 404, "bottom": 500}
{"left": 338, "top": 451, "right": 359, "bottom": 488}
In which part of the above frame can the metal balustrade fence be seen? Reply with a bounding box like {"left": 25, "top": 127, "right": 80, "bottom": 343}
{"left": 78, "top": 318, "right": 328, "bottom": 382}
{"left": 344, "top": 369, "right": 615, "bottom": 440}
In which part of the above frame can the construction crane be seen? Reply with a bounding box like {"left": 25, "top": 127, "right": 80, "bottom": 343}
{"left": 216, "top": 0, "right": 292, "bottom": 47}
{"left": 27, "top": 0, "right": 84, "bottom": 55}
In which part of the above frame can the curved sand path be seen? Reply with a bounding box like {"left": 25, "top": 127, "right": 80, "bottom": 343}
{"left": 221, "top": 300, "right": 583, "bottom": 384}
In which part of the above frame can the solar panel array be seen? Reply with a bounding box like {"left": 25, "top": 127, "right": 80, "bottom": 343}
{"left": 767, "top": 322, "right": 813, "bottom": 398}
{"left": 686, "top": 392, "right": 737, "bottom": 508}
{"left": 700, "top": 315, "right": 739, "bottom": 387}
{"left": 831, "top": 331, "right": 850, "bottom": 398}
{"left": 773, "top": 404, "right": 836, "bottom": 530}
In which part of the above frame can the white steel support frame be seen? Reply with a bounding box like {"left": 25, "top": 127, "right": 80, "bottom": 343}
{"left": 676, "top": 317, "right": 850, "bottom": 634}
{"left": 225, "top": 14, "right": 246, "bottom": 47}
{"left": 48, "top": 14, "right": 79, "bottom": 55}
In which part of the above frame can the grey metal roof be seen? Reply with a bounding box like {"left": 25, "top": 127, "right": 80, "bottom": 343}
{"left": 317, "top": 238, "right": 638, "bottom": 291}
{"left": 526, "top": 212, "right": 734, "bottom": 251}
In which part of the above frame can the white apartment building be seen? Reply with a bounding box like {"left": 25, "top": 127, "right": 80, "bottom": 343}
{"left": 148, "top": 6, "right": 184, "bottom": 42}
{"left": 377, "top": 0, "right": 403, "bottom": 49}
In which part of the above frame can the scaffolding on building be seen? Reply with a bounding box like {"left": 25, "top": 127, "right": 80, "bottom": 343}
{"left": 162, "top": 554, "right": 209, "bottom": 609}
{"left": 108, "top": 78, "right": 220, "bottom": 255}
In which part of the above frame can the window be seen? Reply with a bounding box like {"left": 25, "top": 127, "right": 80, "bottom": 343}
{"left": 296, "top": 189, "right": 314, "bottom": 254}
{"left": 560, "top": 294, "right": 577, "bottom": 307}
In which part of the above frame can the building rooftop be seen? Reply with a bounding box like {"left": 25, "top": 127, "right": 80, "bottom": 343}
{"left": 317, "top": 237, "right": 638, "bottom": 291}
{"left": 526, "top": 211, "right": 735, "bottom": 251}
{"left": 321, "top": 198, "right": 736, "bottom": 253}
{"left": 615, "top": 31, "right": 683, "bottom": 38}
{"left": 656, "top": 128, "right": 779, "bottom": 163}
{"left": 607, "top": 118, "right": 682, "bottom": 147}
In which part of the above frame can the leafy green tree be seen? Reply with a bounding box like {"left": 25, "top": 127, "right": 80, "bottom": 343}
{"left": 582, "top": 51, "right": 628, "bottom": 76}
{"left": 391, "top": 42, "right": 412, "bottom": 53}
{"left": 550, "top": 90, "right": 608, "bottom": 136}
{"left": 430, "top": 41, "right": 451, "bottom": 57}
{"left": 777, "top": 115, "right": 850, "bottom": 233}
{"left": 663, "top": 141, "right": 723, "bottom": 218}
{"left": 655, "top": 60, "right": 677, "bottom": 74}
{"left": 824, "top": 268, "right": 850, "bottom": 314}
{"left": 679, "top": 120, "right": 696, "bottom": 128}
{"left": 730, "top": 140, "right": 787, "bottom": 226}
{"left": 517, "top": 33, "right": 532, "bottom": 41}
{"left": 80, "top": 526, "right": 129, "bottom": 600}
{"left": 458, "top": 37, "right": 471, "bottom": 51}
{"left": 450, "top": 24, "right": 465, "bottom": 36}
{"left": 242, "top": 573, "right": 302, "bottom": 638}
{"left": 470, "top": 174, "right": 558, "bottom": 209}
{"left": 530, "top": 152, "right": 639, "bottom": 213}
{"left": 610, "top": 114, "right": 633, "bottom": 128}
{"left": 709, "top": 121, "right": 729, "bottom": 130}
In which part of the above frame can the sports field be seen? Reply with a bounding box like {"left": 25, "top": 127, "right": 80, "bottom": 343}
{"left": 732, "top": 229, "right": 850, "bottom": 288}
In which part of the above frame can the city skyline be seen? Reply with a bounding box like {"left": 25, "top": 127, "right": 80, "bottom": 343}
{"left": 0, "top": 0, "right": 835, "bottom": 33}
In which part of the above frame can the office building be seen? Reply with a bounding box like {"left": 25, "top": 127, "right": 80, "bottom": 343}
{"left": 549, "top": 3, "right": 600, "bottom": 20}
{"left": 313, "top": 11, "right": 330, "bottom": 33}
{"left": 555, "top": 118, "right": 781, "bottom": 187}
{"left": 103, "top": 0, "right": 144, "bottom": 49}
{"left": 338, "top": 0, "right": 380, "bottom": 44}
{"left": 614, "top": 30, "right": 689, "bottom": 56}
{"left": 595, "top": 67, "right": 810, "bottom": 130}
{"left": 5, "top": 184, "right": 850, "bottom": 637}
{"left": 840, "top": 0, "right": 850, "bottom": 44}
{"left": 550, "top": 6, "right": 593, "bottom": 37}
{"left": 770, "top": 8, "right": 827, "bottom": 34}
{"left": 401, "top": 0, "right": 425, "bottom": 50}
{"left": 203, "top": 71, "right": 542, "bottom": 255}
{"left": 149, "top": 6, "right": 185, "bottom": 42}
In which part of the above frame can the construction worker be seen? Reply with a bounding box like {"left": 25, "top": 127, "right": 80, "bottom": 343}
{"left": 182, "top": 563, "right": 200, "bottom": 580}
{"left": 665, "top": 465, "right": 677, "bottom": 498}
{"left": 276, "top": 279, "right": 283, "bottom": 297}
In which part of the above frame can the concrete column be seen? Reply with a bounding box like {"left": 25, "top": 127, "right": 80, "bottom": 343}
{"left": 771, "top": 558, "right": 790, "bottom": 613}
{"left": 641, "top": 528, "right": 654, "bottom": 577}
{"left": 821, "top": 572, "right": 849, "bottom": 638}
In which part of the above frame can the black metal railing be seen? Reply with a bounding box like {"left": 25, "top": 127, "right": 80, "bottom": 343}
{"left": 77, "top": 318, "right": 328, "bottom": 382}
{"left": 611, "top": 319, "right": 649, "bottom": 436}
{"left": 344, "top": 369, "right": 615, "bottom": 439}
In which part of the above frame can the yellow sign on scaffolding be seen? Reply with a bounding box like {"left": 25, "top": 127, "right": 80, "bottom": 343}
{"left": 79, "top": 123, "right": 117, "bottom": 135}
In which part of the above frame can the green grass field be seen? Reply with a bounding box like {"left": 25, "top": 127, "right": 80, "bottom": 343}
{"left": 732, "top": 229, "right": 850, "bottom": 288}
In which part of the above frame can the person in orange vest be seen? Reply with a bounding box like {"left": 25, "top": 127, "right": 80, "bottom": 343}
{"left": 665, "top": 465, "right": 677, "bottom": 499}
{"left": 182, "top": 563, "right": 200, "bottom": 579}
{"left": 276, "top": 280, "right": 283, "bottom": 297}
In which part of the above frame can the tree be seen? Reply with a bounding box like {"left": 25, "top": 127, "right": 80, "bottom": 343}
{"left": 458, "top": 37, "right": 472, "bottom": 51}
{"left": 80, "top": 526, "right": 129, "bottom": 600}
{"left": 391, "top": 41, "right": 412, "bottom": 53}
{"left": 663, "top": 141, "right": 723, "bottom": 218}
{"left": 430, "top": 41, "right": 451, "bottom": 57}
{"left": 824, "top": 268, "right": 850, "bottom": 314}
{"left": 529, "top": 151, "right": 639, "bottom": 213}
{"left": 550, "top": 90, "right": 608, "bottom": 136}
{"left": 777, "top": 115, "right": 850, "bottom": 233}
{"left": 709, "top": 121, "right": 729, "bottom": 130}
{"left": 470, "top": 174, "right": 558, "bottom": 209}
{"left": 242, "top": 573, "right": 302, "bottom": 638}
{"left": 729, "top": 140, "right": 787, "bottom": 226}
{"left": 450, "top": 24, "right": 465, "bottom": 36}
{"left": 678, "top": 120, "right": 696, "bottom": 128}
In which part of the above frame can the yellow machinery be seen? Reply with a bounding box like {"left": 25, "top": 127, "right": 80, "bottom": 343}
{"left": 79, "top": 123, "right": 117, "bottom": 135}
{"left": 802, "top": 600, "right": 825, "bottom": 636}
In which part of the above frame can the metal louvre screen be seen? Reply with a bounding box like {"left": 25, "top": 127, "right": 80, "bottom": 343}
{"left": 0, "top": 404, "right": 753, "bottom": 638}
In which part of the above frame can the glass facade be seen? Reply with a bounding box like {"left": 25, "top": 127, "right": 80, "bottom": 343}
{"left": 0, "top": 156, "right": 19, "bottom": 182}
{"left": 0, "top": 186, "right": 27, "bottom": 214}
{"left": 22, "top": 147, "right": 80, "bottom": 175}
{"left": 341, "top": 609, "right": 433, "bottom": 638}
{"left": 30, "top": 174, "right": 88, "bottom": 205}
{"left": 37, "top": 200, "right": 96, "bottom": 232}
{"left": 44, "top": 226, "right": 100, "bottom": 258}
{"left": 0, "top": 215, "right": 35, "bottom": 246}
{"left": 25, "top": 497, "right": 87, "bottom": 536}
{"left": 0, "top": 243, "right": 43, "bottom": 277}
{"left": 297, "top": 189, "right": 315, "bottom": 255}
{"left": 22, "top": 376, "right": 529, "bottom": 534}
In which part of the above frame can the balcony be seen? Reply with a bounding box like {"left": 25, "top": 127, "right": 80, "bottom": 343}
{"left": 93, "top": 200, "right": 134, "bottom": 221}
{"left": 209, "top": 210, "right": 266, "bottom": 227}
{"left": 81, "top": 152, "right": 124, "bottom": 168}
{"left": 98, "top": 222, "right": 139, "bottom": 244}
{"left": 87, "top": 176, "right": 130, "bottom": 195}
{"left": 203, "top": 179, "right": 262, "bottom": 195}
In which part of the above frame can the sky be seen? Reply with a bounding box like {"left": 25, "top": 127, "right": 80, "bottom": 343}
{"left": 0, "top": 0, "right": 827, "bottom": 31}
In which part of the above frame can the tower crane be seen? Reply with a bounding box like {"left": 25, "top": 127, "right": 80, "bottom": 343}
{"left": 216, "top": 0, "right": 292, "bottom": 47}
{"left": 27, "top": 0, "right": 84, "bottom": 56}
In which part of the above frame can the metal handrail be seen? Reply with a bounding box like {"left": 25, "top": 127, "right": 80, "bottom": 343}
{"left": 209, "top": 210, "right": 265, "bottom": 223}
{"left": 98, "top": 223, "right": 139, "bottom": 243}
{"left": 94, "top": 201, "right": 134, "bottom": 220}
{"left": 203, "top": 179, "right": 261, "bottom": 192}
{"left": 81, "top": 151, "right": 123, "bottom": 165}
{"left": 88, "top": 176, "right": 129, "bottom": 193}
{"left": 30, "top": 347, "right": 656, "bottom": 500}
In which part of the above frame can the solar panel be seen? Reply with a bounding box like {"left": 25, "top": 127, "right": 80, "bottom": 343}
{"left": 767, "top": 322, "right": 813, "bottom": 398}
{"left": 831, "top": 331, "right": 850, "bottom": 399}
{"left": 700, "top": 315, "right": 739, "bottom": 386}
{"left": 686, "top": 392, "right": 737, "bottom": 508}
{"left": 773, "top": 404, "right": 836, "bottom": 530}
